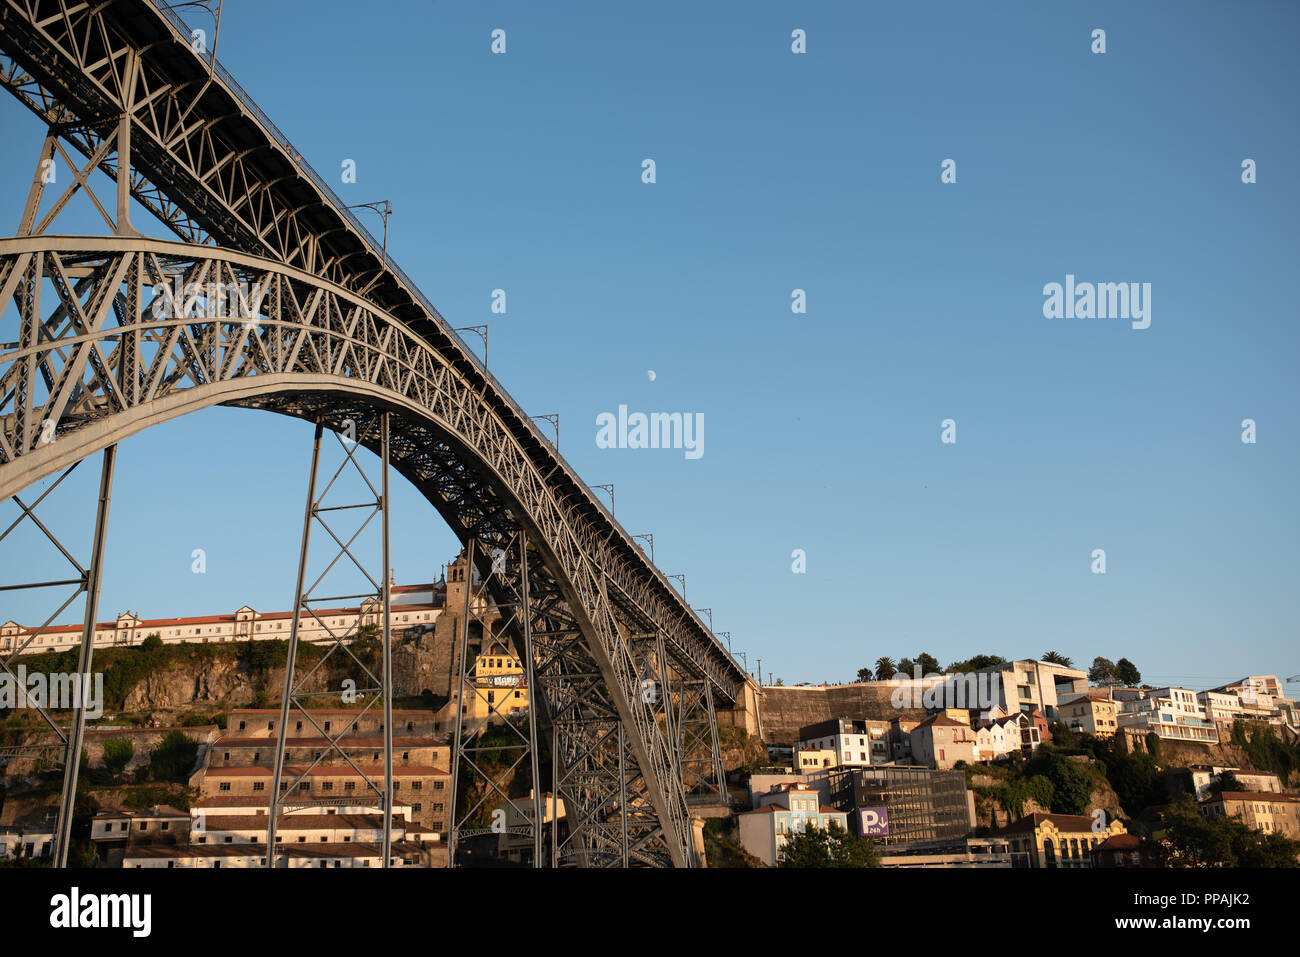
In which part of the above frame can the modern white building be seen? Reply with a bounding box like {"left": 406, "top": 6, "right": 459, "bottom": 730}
{"left": 1114, "top": 687, "right": 1218, "bottom": 744}
{"left": 976, "top": 659, "right": 1089, "bottom": 721}
{"left": 796, "top": 718, "right": 892, "bottom": 768}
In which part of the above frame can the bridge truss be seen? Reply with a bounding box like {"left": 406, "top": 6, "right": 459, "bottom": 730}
{"left": 0, "top": 0, "right": 749, "bottom": 867}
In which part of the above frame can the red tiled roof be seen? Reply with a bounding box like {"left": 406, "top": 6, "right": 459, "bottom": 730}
{"left": 1093, "top": 834, "right": 1141, "bottom": 851}
{"left": 192, "top": 795, "right": 409, "bottom": 809}
{"left": 1208, "top": 791, "right": 1300, "bottom": 803}
{"left": 205, "top": 765, "right": 447, "bottom": 777}
{"left": 991, "top": 812, "right": 1105, "bottom": 836}
{"left": 214, "top": 736, "right": 439, "bottom": 748}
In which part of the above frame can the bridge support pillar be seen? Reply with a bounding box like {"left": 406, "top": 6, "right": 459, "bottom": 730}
{"left": 267, "top": 415, "right": 396, "bottom": 866}
{"left": 53, "top": 446, "right": 116, "bottom": 867}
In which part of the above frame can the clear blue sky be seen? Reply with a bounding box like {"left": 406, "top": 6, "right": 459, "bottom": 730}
{"left": 1, "top": 0, "right": 1297, "bottom": 692}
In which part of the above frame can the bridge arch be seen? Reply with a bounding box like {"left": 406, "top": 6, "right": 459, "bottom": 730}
{"left": 0, "top": 235, "right": 717, "bottom": 865}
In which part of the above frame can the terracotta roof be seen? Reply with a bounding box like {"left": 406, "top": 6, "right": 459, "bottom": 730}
{"left": 204, "top": 764, "right": 447, "bottom": 777}
{"left": 122, "top": 841, "right": 428, "bottom": 859}
{"left": 123, "top": 845, "right": 266, "bottom": 858}
{"left": 915, "top": 715, "right": 968, "bottom": 729}
{"left": 192, "top": 795, "right": 409, "bottom": 809}
{"left": 15, "top": 593, "right": 441, "bottom": 636}
{"left": 279, "top": 841, "right": 427, "bottom": 858}
{"left": 214, "top": 736, "right": 439, "bottom": 748}
{"left": 1093, "top": 834, "right": 1141, "bottom": 851}
{"left": 1208, "top": 791, "right": 1300, "bottom": 803}
{"left": 991, "top": 812, "right": 1105, "bottom": 836}
{"left": 198, "top": 813, "right": 389, "bottom": 831}
{"left": 93, "top": 805, "right": 188, "bottom": 820}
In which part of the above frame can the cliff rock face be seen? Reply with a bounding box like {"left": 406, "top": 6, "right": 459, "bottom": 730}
{"left": 121, "top": 662, "right": 328, "bottom": 711}
{"left": 123, "top": 656, "right": 253, "bottom": 711}
{"left": 393, "top": 629, "right": 459, "bottom": 698}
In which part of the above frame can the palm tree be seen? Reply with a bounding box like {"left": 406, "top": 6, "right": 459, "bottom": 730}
{"left": 875, "top": 656, "right": 897, "bottom": 680}
{"left": 1041, "top": 650, "right": 1072, "bottom": 667}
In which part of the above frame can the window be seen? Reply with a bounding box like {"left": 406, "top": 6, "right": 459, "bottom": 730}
{"left": 219, "top": 782, "right": 231, "bottom": 792}
{"left": 411, "top": 781, "right": 422, "bottom": 791}
{"left": 345, "top": 781, "right": 356, "bottom": 791}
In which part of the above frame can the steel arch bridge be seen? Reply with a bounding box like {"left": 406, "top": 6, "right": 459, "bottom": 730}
{"left": 0, "top": 0, "right": 755, "bottom": 868}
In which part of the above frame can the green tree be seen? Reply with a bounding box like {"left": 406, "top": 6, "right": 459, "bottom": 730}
{"left": 1041, "top": 651, "right": 1072, "bottom": 667}
{"left": 914, "top": 653, "right": 940, "bottom": 676}
{"left": 1208, "top": 771, "right": 1240, "bottom": 795}
{"left": 101, "top": 737, "right": 134, "bottom": 776}
{"left": 874, "top": 657, "right": 896, "bottom": 681}
{"left": 147, "top": 730, "right": 198, "bottom": 783}
{"left": 139, "top": 633, "right": 163, "bottom": 653}
{"left": 1114, "top": 658, "right": 1142, "bottom": 686}
{"left": 1146, "top": 795, "right": 1300, "bottom": 868}
{"left": 778, "top": 820, "right": 879, "bottom": 868}
{"left": 856, "top": 668, "right": 873, "bottom": 683}
{"left": 946, "top": 654, "right": 1008, "bottom": 673}
{"left": 1088, "top": 657, "right": 1117, "bottom": 686}
{"left": 896, "top": 657, "right": 915, "bottom": 677}
{"left": 1043, "top": 754, "right": 1093, "bottom": 815}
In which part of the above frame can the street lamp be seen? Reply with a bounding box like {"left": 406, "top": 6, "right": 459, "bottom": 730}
{"left": 530, "top": 414, "right": 559, "bottom": 450}
{"left": 693, "top": 607, "right": 712, "bottom": 634}
{"left": 633, "top": 533, "right": 654, "bottom": 564}
{"left": 589, "top": 484, "right": 614, "bottom": 515}
{"left": 346, "top": 200, "right": 393, "bottom": 266}
{"left": 455, "top": 325, "right": 488, "bottom": 368}
{"left": 717, "top": 631, "right": 731, "bottom": 651}
{"left": 667, "top": 574, "right": 685, "bottom": 601}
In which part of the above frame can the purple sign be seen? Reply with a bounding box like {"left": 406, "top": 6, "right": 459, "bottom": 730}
{"left": 859, "top": 806, "right": 889, "bottom": 836}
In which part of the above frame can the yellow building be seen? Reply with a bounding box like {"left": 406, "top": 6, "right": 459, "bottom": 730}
{"left": 1201, "top": 791, "right": 1300, "bottom": 840}
{"left": 461, "top": 643, "right": 529, "bottom": 721}
{"left": 992, "top": 812, "right": 1127, "bottom": 868}
{"left": 793, "top": 747, "right": 837, "bottom": 771}
{"left": 1059, "top": 693, "right": 1119, "bottom": 736}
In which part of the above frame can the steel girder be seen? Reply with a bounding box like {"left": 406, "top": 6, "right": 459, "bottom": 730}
{"left": 0, "top": 237, "right": 712, "bottom": 865}
{"left": 0, "top": 0, "right": 748, "bottom": 708}
{"left": 265, "top": 417, "right": 398, "bottom": 868}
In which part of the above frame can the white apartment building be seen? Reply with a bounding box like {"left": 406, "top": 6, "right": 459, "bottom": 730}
{"left": 977, "top": 659, "right": 1089, "bottom": 721}
{"left": 796, "top": 718, "right": 892, "bottom": 768}
{"left": 1114, "top": 687, "right": 1218, "bottom": 744}
{"left": 1197, "top": 690, "right": 1245, "bottom": 724}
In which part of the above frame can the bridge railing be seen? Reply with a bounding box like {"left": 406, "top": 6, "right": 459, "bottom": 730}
{"left": 146, "top": 0, "right": 749, "bottom": 689}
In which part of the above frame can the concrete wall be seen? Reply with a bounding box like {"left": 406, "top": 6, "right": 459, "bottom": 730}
{"left": 756, "top": 684, "right": 928, "bottom": 745}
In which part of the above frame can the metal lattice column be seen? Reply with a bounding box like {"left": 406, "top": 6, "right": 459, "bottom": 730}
{"left": 266, "top": 415, "right": 396, "bottom": 867}
{"left": 447, "top": 532, "right": 546, "bottom": 867}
